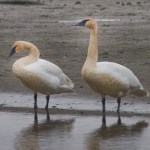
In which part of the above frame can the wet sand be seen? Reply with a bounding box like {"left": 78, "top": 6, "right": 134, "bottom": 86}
{"left": 0, "top": 91, "right": 150, "bottom": 117}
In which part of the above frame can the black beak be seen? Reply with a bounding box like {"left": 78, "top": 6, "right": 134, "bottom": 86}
{"left": 74, "top": 19, "right": 89, "bottom": 26}
{"left": 7, "top": 46, "right": 16, "bottom": 59}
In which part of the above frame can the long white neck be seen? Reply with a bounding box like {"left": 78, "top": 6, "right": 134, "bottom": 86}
{"left": 84, "top": 24, "right": 98, "bottom": 68}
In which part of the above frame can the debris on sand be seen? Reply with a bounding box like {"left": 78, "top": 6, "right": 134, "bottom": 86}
{"left": 75, "top": 1, "right": 81, "bottom": 5}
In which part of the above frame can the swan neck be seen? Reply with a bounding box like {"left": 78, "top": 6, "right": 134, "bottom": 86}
{"left": 15, "top": 43, "right": 40, "bottom": 67}
{"left": 86, "top": 26, "right": 98, "bottom": 66}
{"left": 28, "top": 44, "right": 40, "bottom": 60}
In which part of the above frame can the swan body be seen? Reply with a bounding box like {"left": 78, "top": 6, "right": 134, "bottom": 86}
{"left": 82, "top": 61, "right": 146, "bottom": 98}
{"left": 76, "top": 18, "right": 149, "bottom": 123}
{"left": 8, "top": 41, "right": 74, "bottom": 119}
{"left": 13, "top": 58, "right": 73, "bottom": 95}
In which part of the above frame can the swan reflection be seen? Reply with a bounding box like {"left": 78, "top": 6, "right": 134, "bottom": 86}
{"left": 86, "top": 119, "right": 149, "bottom": 150}
{"left": 34, "top": 108, "right": 50, "bottom": 121}
{"left": 15, "top": 116, "right": 74, "bottom": 150}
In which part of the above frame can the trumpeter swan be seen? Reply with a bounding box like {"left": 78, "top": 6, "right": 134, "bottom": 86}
{"left": 75, "top": 17, "right": 149, "bottom": 123}
{"left": 8, "top": 41, "right": 74, "bottom": 120}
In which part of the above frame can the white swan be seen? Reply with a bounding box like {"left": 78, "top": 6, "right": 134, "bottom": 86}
{"left": 8, "top": 41, "right": 74, "bottom": 119}
{"left": 75, "top": 17, "right": 149, "bottom": 123}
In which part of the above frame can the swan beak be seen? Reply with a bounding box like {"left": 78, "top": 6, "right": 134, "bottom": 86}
{"left": 74, "top": 19, "right": 88, "bottom": 26}
{"left": 7, "top": 46, "right": 16, "bottom": 59}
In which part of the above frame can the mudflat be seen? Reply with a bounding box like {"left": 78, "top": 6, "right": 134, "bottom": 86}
{"left": 0, "top": 0, "right": 149, "bottom": 114}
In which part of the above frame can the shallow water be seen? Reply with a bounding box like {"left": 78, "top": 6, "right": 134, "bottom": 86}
{"left": 0, "top": 112, "right": 150, "bottom": 150}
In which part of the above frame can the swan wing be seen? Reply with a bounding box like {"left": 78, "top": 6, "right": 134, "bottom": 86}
{"left": 25, "top": 59, "right": 74, "bottom": 91}
{"left": 96, "top": 61, "right": 143, "bottom": 89}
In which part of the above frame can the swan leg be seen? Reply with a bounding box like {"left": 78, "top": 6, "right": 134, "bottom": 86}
{"left": 34, "top": 107, "right": 38, "bottom": 121}
{"left": 117, "top": 98, "right": 121, "bottom": 124}
{"left": 34, "top": 93, "right": 38, "bottom": 109}
{"left": 45, "top": 95, "right": 50, "bottom": 110}
{"left": 46, "top": 109, "right": 50, "bottom": 120}
{"left": 45, "top": 95, "right": 50, "bottom": 120}
{"left": 34, "top": 93, "right": 38, "bottom": 121}
{"left": 102, "top": 97, "right": 106, "bottom": 124}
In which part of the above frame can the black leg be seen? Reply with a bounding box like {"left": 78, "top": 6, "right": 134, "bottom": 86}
{"left": 34, "top": 107, "right": 38, "bottom": 121}
{"left": 117, "top": 98, "right": 121, "bottom": 113}
{"left": 117, "top": 98, "right": 121, "bottom": 124}
{"left": 34, "top": 93, "right": 38, "bottom": 109}
{"left": 102, "top": 97, "right": 106, "bottom": 124}
{"left": 45, "top": 95, "right": 50, "bottom": 110}
{"left": 46, "top": 109, "right": 50, "bottom": 120}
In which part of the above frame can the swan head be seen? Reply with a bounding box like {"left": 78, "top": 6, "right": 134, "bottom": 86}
{"left": 75, "top": 17, "right": 97, "bottom": 29}
{"left": 8, "top": 41, "right": 31, "bottom": 59}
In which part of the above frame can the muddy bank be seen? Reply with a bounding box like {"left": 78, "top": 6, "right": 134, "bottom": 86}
{"left": 0, "top": 92, "right": 150, "bottom": 116}
{"left": 0, "top": 0, "right": 149, "bottom": 104}
{"left": 1, "top": 105, "right": 150, "bottom": 118}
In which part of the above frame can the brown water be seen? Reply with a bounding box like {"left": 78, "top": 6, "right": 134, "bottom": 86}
{"left": 0, "top": 112, "right": 150, "bottom": 150}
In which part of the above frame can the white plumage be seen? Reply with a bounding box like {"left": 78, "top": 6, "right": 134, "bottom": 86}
{"left": 24, "top": 59, "right": 74, "bottom": 95}
{"left": 96, "top": 61, "right": 144, "bottom": 93}
{"left": 8, "top": 41, "right": 74, "bottom": 119}
{"left": 75, "top": 17, "right": 149, "bottom": 123}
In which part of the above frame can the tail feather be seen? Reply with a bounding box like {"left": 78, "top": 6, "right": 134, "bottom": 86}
{"left": 59, "top": 74, "right": 74, "bottom": 92}
{"left": 64, "top": 74, "right": 74, "bottom": 89}
{"left": 130, "top": 89, "right": 149, "bottom": 97}
{"left": 146, "top": 91, "right": 150, "bottom": 97}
